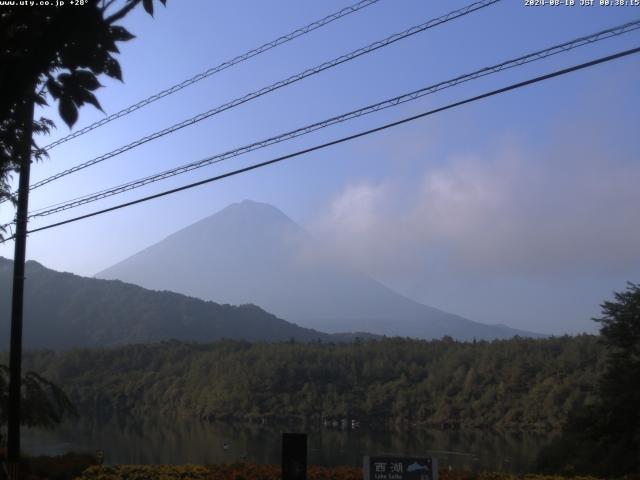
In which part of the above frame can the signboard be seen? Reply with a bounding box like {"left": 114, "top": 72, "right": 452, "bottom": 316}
{"left": 363, "top": 456, "right": 437, "bottom": 480}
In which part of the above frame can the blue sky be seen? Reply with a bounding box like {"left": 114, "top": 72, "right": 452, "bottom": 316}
{"left": 1, "top": 0, "right": 638, "bottom": 334}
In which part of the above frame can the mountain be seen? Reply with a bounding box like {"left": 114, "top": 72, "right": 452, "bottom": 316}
{"left": 97, "top": 200, "right": 541, "bottom": 340}
{"left": 0, "top": 257, "right": 334, "bottom": 350}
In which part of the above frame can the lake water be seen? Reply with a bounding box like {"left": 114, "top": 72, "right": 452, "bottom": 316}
{"left": 22, "top": 416, "right": 552, "bottom": 473}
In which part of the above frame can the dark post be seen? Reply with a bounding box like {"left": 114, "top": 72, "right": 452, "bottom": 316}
{"left": 7, "top": 94, "right": 35, "bottom": 480}
{"left": 282, "top": 433, "right": 307, "bottom": 480}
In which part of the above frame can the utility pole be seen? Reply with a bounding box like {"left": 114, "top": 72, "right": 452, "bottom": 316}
{"left": 7, "top": 91, "right": 35, "bottom": 480}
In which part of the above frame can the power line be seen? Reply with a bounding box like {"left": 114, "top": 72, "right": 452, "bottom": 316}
{"left": 5, "top": 45, "right": 636, "bottom": 242}
{"left": 21, "top": 0, "right": 500, "bottom": 195}
{"left": 40, "top": 0, "right": 383, "bottom": 152}
{"left": 27, "top": 20, "right": 640, "bottom": 219}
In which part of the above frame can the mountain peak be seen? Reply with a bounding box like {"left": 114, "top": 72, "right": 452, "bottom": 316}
{"left": 194, "top": 200, "right": 297, "bottom": 230}
{"left": 0, "top": 257, "right": 47, "bottom": 271}
{"left": 98, "top": 201, "right": 542, "bottom": 340}
{"left": 233, "top": 199, "right": 277, "bottom": 209}
{"left": 225, "top": 199, "right": 291, "bottom": 217}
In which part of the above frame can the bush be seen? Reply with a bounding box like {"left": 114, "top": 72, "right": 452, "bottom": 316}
{"left": 71, "top": 464, "right": 607, "bottom": 480}
{"left": 20, "top": 452, "right": 97, "bottom": 480}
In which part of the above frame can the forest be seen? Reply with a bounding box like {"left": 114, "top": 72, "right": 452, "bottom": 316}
{"left": 12, "top": 335, "right": 603, "bottom": 431}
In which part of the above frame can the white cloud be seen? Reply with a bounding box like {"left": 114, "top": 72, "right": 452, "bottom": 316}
{"left": 311, "top": 140, "right": 640, "bottom": 277}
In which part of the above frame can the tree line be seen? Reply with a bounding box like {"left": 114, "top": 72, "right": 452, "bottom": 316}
{"left": 10, "top": 335, "right": 603, "bottom": 432}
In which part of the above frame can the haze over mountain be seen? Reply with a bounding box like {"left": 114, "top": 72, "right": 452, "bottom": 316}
{"left": 0, "top": 257, "right": 334, "bottom": 350}
{"left": 98, "top": 200, "right": 540, "bottom": 340}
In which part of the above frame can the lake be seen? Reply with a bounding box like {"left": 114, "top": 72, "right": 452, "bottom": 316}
{"left": 22, "top": 415, "right": 552, "bottom": 473}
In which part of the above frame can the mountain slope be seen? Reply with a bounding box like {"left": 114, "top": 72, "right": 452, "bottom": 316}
{"left": 0, "top": 257, "right": 333, "bottom": 350}
{"left": 98, "top": 200, "right": 540, "bottom": 340}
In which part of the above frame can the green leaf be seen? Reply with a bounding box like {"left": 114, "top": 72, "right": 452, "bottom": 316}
{"left": 59, "top": 97, "right": 78, "bottom": 127}
{"left": 103, "top": 57, "right": 122, "bottom": 81}
{"left": 78, "top": 90, "right": 104, "bottom": 112}
{"left": 46, "top": 78, "right": 62, "bottom": 99}
{"left": 86, "top": 49, "right": 110, "bottom": 75}
{"left": 57, "top": 72, "right": 72, "bottom": 84}
{"left": 74, "top": 70, "right": 102, "bottom": 91}
{"left": 59, "top": 43, "right": 85, "bottom": 69}
{"left": 104, "top": 39, "right": 120, "bottom": 54}
{"left": 109, "top": 25, "right": 135, "bottom": 42}
{"left": 142, "top": 0, "right": 153, "bottom": 16}
{"left": 34, "top": 92, "right": 48, "bottom": 107}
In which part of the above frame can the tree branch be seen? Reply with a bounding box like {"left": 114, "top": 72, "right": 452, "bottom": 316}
{"left": 101, "top": 0, "right": 119, "bottom": 14}
{"left": 105, "top": 0, "right": 142, "bottom": 25}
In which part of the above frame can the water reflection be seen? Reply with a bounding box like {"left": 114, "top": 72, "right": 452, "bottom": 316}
{"left": 22, "top": 415, "right": 551, "bottom": 473}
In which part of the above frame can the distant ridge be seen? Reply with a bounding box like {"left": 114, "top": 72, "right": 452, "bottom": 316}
{"left": 98, "top": 200, "right": 542, "bottom": 340}
{"left": 0, "top": 257, "right": 337, "bottom": 350}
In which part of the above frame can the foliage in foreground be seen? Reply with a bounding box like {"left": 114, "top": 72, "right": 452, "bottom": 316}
{"left": 70, "top": 464, "right": 607, "bottom": 480}
{"left": 20, "top": 453, "right": 97, "bottom": 480}
{"left": 0, "top": 0, "right": 167, "bottom": 215}
{"left": 537, "top": 283, "right": 640, "bottom": 476}
{"left": 18, "top": 335, "right": 603, "bottom": 431}
{"left": 0, "top": 364, "right": 75, "bottom": 428}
